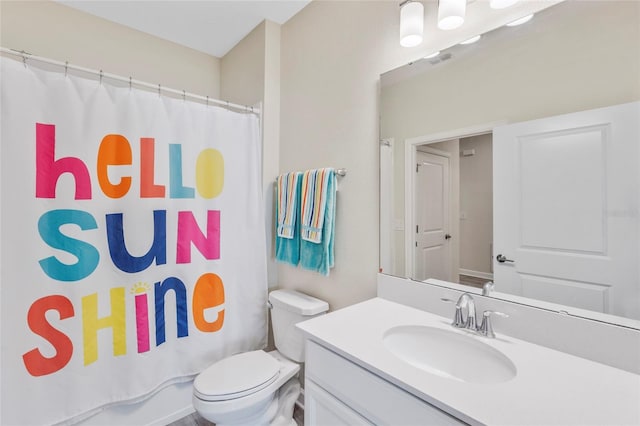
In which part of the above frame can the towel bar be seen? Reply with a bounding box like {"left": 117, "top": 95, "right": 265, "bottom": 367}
{"left": 275, "top": 168, "right": 346, "bottom": 182}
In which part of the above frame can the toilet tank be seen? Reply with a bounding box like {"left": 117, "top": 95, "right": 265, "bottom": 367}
{"left": 269, "top": 289, "right": 329, "bottom": 362}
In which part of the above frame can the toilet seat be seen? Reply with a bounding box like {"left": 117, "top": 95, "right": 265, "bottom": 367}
{"left": 193, "top": 350, "right": 280, "bottom": 402}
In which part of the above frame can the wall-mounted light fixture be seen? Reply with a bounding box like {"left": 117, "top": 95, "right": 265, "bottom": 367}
{"left": 400, "top": 0, "right": 424, "bottom": 47}
{"left": 438, "top": 0, "right": 466, "bottom": 30}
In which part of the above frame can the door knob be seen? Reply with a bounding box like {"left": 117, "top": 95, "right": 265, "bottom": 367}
{"left": 496, "top": 254, "right": 514, "bottom": 263}
{"left": 445, "top": 234, "right": 452, "bottom": 240}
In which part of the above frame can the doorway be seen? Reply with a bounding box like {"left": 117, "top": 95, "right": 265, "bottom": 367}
{"left": 405, "top": 128, "right": 494, "bottom": 288}
{"left": 414, "top": 149, "right": 451, "bottom": 282}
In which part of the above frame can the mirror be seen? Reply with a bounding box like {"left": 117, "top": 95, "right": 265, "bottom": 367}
{"left": 379, "top": 0, "right": 640, "bottom": 327}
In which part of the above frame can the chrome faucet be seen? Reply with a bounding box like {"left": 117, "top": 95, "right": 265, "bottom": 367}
{"left": 478, "top": 310, "right": 508, "bottom": 338}
{"left": 452, "top": 293, "right": 477, "bottom": 330}
{"left": 481, "top": 281, "right": 494, "bottom": 296}
{"left": 442, "top": 293, "right": 509, "bottom": 338}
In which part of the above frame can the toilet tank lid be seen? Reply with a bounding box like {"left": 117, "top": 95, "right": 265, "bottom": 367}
{"left": 269, "top": 289, "right": 329, "bottom": 316}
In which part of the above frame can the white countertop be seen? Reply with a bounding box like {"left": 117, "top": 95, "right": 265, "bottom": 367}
{"left": 297, "top": 297, "right": 640, "bottom": 426}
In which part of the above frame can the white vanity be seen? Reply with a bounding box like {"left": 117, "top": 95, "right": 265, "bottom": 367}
{"left": 297, "top": 294, "right": 640, "bottom": 425}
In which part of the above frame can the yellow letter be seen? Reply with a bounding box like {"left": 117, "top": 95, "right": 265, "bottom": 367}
{"left": 82, "top": 287, "right": 126, "bottom": 365}
{"left": 195, "top": 149, "right": 224, "bottom": 199}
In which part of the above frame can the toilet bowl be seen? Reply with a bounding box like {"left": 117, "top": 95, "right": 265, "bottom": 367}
{"left": 192, "top": 290, "right": 329, "bottom": 426}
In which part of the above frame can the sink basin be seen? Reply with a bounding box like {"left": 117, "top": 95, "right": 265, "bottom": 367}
{"left": 383, "top": 325, "right": 517, "bottom": 384}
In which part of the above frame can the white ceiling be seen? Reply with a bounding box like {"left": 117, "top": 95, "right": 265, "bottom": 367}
{"left": 55, "top": 0, "right": 312, "bottom": 58}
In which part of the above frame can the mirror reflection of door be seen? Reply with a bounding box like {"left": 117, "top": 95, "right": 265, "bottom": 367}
{"left": 414, "top": 149, "right": 451, "bottom": 281}
{"left": 494, "top": 102, "right": 639, "bottom": 318}
{"left": 411, "top": 136, "right": 493, "bottom": 288}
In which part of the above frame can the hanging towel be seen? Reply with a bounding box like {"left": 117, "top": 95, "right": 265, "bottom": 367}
{"left": 276, "top": 172, "right": 301, "bottom": 238}
{"left": 275, "top": 173, "right": 302, "bottom": 266}
{"left": 300, "top": 168, "right": 336, "bottom": 276}
{"left": 301, "top": 168, "right": 331, "bottom": 243}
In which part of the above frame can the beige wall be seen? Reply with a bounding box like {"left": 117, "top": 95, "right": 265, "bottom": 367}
{"left": 459, "top": 134, "right": 493, "bottom": 276}
{"left": 220, "top": 22, "right": 266, "bottom": 105}
{"left": 279, "top": 1, "right": 402, "bottom": 310}
{"left": 1, "top": 1, "right": 220, "bottom": 97}
{"left": 220, "top": 20, "right": 282, "bottom": 288}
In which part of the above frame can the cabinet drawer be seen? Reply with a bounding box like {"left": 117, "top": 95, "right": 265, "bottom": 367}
{"left": 305, "top": 380, "right": 373, "bottom": 426}
{"left": 305, "top": 340, "right": 466, "bottom": 426}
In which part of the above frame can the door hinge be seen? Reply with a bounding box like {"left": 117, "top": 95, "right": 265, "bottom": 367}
{"left": 416, "top": 225, "right": 418, "bottom": 233}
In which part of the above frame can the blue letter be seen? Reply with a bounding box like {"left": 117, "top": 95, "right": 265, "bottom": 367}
{"left": 154, "top": 277, "right": 189, "bottom": 345}
{"left": 169, "top": 144, "right": 195, "bottom": 199}
{"left": 106, "top": 210, "right": 167, "bottom": 273}
{"left": 38, "top": 209, "right": 100, "bottom": 281}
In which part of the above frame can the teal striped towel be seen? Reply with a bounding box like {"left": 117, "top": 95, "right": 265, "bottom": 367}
{"left": 276, "top": 172, "right": 301, "bottom": 239}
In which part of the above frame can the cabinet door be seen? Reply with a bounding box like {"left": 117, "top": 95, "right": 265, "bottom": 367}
{"left": 305, "top": 380, "right": 373, "bottom": 426}
{"left": 305, "top": 340, "right": 467, "bottom": 425}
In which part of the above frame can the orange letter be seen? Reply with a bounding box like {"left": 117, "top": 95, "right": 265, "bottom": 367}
{"left": 97, "top": 134, "right": 132, "bottom": 198}
{"left": 22, "top": 295, "right": 75, "bottom": 377}
{"left": 140, "top": 138, "right": 165, "bottom": 198}
{"left": 192, "top": 273, "right": 225, "bottom": 332}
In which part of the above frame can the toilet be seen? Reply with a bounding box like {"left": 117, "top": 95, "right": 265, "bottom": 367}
{"left": 192, "top": 289, "right": 329, "bottom": 426}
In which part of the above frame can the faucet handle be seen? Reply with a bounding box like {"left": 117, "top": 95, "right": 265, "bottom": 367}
{"left": 478, "top": 310, "right": 509, "bottom": 338}
{"left": 482, "top": 281, "right": 495, "bottom": 296}
{"left": 440, "top": 298, "right": 465, "bottom": 328}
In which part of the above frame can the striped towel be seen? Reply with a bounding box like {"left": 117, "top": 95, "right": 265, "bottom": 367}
{"left": 276, "top": 172, "right": 300, "bottom": 239}
{"left": 301, "top": 168, "right": 334, "bottom": 243}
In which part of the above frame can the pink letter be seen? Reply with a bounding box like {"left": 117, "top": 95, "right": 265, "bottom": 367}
{"left": 135, "top": 293, "right": 150, "bottom": 353}
{"left": 36, "top": 123, "right": 92, "bottom": 199}
{"left": 176, "top": 210, "right": 220, "bottom": 264}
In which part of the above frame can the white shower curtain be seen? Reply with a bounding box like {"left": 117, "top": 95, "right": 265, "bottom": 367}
{"left": 0, "top": 55, "right": 268, "bottom": 425}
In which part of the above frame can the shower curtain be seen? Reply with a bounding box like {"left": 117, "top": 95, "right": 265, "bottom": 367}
{"left": 0, "top": 56, "right": 268, "bottom": 425}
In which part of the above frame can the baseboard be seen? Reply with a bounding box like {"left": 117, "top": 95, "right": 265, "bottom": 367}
{"left": 146, "top": 405, "right": 195, "bottom": 426}
{"left": 459, "top": 269, "right": 493, "bottom": 280}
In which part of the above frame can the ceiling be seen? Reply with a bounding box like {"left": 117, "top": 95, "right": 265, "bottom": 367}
{"left": 54, "top": 1, "right": 312, "bottom": 58}
{"left": 54, "top": 0, "right": 561, "bottom": 61}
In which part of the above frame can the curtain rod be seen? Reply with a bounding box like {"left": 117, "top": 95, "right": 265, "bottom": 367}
{"left": 0, "top": 47, "right": 260, "bottom": 115}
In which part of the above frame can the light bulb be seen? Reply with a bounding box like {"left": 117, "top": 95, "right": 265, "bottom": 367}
{"left": 400, "top": 1, "right": 424, "bottom": 47}
{"left": 438, "top": 0, "right": 466, "bottom": 31}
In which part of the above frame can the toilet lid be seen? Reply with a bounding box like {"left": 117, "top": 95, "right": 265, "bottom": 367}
{"left": 194, "top": 350, "right": 280, "bottom": 402}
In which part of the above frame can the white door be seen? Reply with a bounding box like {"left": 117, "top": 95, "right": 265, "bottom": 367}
{"left": 414, "top": 150, "right": 451, "bottom": 281}
{"left": 493, "top": 102, "right": 639, "bottom": 319}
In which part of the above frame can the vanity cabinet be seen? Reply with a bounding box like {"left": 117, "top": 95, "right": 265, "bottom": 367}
{"left": 304, "top": 340, "right": 466, "bottom": 426}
